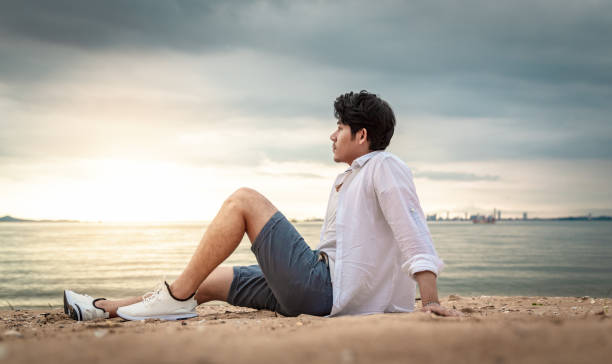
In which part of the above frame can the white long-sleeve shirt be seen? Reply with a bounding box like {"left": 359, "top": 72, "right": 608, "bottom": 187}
{"left": 317, "top": 150, "right": 444, "bottom": 316}
{"left": 317, "top": 166, "right": 359, "bottom": 283}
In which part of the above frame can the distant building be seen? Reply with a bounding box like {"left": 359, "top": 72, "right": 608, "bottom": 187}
{"left": 523, "top": 212, "right": 528, "bottom": 220}
{"left": 497, "top": 210, "right": 501, "bottom": 221}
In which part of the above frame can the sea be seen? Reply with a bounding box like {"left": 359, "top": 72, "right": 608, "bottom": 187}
{"left": 1, "top": 220, "right": 611, "bottom": 309}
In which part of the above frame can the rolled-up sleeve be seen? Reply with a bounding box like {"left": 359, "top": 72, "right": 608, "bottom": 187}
{"left": 373, "top": 156, "right": 445, "bottom": 278}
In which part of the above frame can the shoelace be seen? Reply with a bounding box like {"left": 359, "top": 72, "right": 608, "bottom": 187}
{"left": 142, "top": 281, "right": 165, "bottom": 307}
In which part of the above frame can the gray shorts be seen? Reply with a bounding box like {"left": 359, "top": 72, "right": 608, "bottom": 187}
{"left": 227, "top": 211, "right": 333, "bottom": 317}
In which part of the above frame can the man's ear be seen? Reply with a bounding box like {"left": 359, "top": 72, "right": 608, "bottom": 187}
{"left": 358, "top": 128, "right": 368, "bottom": 145}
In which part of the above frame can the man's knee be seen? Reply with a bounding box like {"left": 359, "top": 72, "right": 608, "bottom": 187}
{"left": 225, "top": 187, "right": 263, "bottom": 210}
{"left": 224, "top": 187, "right": 277, "bottom": 238}
{"left": 233, "top": 187, "right": 260, "bottom": 200}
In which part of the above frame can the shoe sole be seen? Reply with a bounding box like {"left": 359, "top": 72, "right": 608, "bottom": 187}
{"left": 116, "top": 311, "right": 198, "bottom": 321}
{"left": 63, "top": 290, "right": 82, "bottom": 321}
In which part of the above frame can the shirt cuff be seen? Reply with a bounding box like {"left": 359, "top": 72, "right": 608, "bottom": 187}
{"left": 401, "top": 253, "right": 445, "bottom": 278}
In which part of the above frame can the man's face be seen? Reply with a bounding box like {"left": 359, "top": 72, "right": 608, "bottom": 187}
{"left": 330, "top": 121, "right": 365, "bottom": 165}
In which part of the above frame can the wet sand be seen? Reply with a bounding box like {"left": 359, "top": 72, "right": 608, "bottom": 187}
{"left": 1, "top": 295, "right": 610, "bottom": 364}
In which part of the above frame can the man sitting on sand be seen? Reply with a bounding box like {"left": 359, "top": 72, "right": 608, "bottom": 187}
{"left": 64, "top": 90, "right": 460, "bottom": 320}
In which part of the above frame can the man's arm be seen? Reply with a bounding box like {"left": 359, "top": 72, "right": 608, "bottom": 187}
{"left": 372, "top": 157, "right": 445, "bottom": 277}
{"left": 372, "top": 156, "right": 460, "bottom": 317}
{"left": 413, "top": 271, "right": 462, "bottom": 317}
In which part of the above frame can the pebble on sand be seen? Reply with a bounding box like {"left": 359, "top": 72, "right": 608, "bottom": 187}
{"left": 93, "top": 329, "right": 108, "bottom": 338}
{"left": 2, "top": 330, "right": 22, "bottom": 338}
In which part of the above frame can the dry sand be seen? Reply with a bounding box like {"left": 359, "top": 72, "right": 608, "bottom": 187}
{"left": 1, "top": 295, "right": 611, "bottom": 364}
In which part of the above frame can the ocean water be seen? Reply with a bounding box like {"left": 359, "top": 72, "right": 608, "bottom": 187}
{"left": 1, "top": 220, "right": 611, "bottom": 309}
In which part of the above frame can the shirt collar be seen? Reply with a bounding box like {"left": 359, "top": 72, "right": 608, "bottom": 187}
{"left": 350, "top": 150, "right": 381, "bottom": 170}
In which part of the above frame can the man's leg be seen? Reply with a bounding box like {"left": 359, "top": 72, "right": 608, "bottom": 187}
{"left": 96, "top": 266, "right": 234, "bottom": 318}
{"left": 170, "top": 187, "right": 278, "bottom": 299}
{"left": 96, "top": 187, "right": 276, "bottom": 315}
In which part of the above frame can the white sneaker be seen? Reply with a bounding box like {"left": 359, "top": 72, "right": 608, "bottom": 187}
{"left": 116, "top": 281, "right": 198, "bottom": 321}
{"left": 63, "top": 290, "right": 109, "bottom": 321}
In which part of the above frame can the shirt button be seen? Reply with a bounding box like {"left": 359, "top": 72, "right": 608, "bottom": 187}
{"left": 410, "top": 208, "right": 415, "bottom": 212}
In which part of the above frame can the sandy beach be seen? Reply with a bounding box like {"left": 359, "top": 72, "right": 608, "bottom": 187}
{"left": 1, "top": 295, "right": 610, "bottom": 364}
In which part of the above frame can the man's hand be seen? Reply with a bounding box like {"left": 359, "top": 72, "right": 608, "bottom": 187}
{"left": 421, "top": 302, "right": 463, "bottom": 317}
{"left": 413, "top": 271, "right": 463, "bottom": 317}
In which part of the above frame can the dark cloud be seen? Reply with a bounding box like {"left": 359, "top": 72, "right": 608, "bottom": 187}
{"left": 3, "top": 1, "right": 612, "bottom": 87}
{"left": 0, "top": 0, "right": 219, "bottom": 50}
{"left": 3, "top": 1, "right": 610, "bottom": 77}
{"left": 389, "top": 114, "right": 612, "bottom": 163}
{"left": 1, "top": 0, "right": 611, "bottom": 164}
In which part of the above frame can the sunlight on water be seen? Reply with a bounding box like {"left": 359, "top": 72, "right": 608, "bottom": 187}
{"left": 1, "top": 220, "right": 611, "bottom": 309}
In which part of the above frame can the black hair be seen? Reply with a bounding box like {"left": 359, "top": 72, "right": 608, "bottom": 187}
{"left": 333, "top": 90, "right": 395, "bottom": 151}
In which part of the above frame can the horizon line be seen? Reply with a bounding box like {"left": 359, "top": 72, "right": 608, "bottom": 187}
{"left": 2, "top": 214, "right": 611, "bottom": 224}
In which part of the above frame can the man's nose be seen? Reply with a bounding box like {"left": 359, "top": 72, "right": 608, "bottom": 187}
{"left": 330, "top": 131, "right": 336, "bottom": 141}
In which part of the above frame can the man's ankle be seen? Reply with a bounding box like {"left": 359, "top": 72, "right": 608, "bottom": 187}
{"left": 93, "top": 299, "right": 108, "bottom": 311}
{"left": 168, "top": 282, "right": 195, "bottom": 301}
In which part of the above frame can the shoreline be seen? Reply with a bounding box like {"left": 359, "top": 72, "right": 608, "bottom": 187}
{"left": 1, "top": 295, "right": 610, "bottom": 363}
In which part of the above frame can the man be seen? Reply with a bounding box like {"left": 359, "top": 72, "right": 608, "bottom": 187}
{"left": 63, "top": 90, "right": 460, "bottom": 321}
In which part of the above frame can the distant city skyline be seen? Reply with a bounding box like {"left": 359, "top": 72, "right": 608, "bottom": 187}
{"left": 3, "top": 209, "right": 610, "bottom": 224}
{"left": 1, "top": 1, "right": 611, "bottom": 222}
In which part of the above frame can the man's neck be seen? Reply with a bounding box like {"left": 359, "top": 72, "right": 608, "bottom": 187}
{"left": 346, "top": 150, "right": 373, "bottom": 166}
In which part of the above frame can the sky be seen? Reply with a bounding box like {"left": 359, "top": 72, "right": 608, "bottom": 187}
{"left": 1, "top": 0, "right": 611, "bottom": 221}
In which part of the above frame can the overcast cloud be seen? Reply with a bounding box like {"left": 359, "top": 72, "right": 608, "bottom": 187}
{"left": 1, "top": 0, "right": 611, "bottom": 219}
